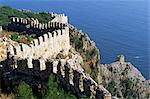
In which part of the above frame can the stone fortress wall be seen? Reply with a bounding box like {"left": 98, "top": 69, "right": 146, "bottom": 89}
{"left": 10, "top": 17, "right": 68, "bottom": 30}
{"left": 1, "top": 13, "right": 111, "bottom": 99}
{"left": 8, "top": 28, "right": 70, "bottom": 60}
{"left": 7, "top": 14, "right": 70, "bottom": 69}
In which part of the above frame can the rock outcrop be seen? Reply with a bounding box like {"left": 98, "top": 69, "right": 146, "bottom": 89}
{"left": 97, "top": 55, "right": 150, "bottom": 99}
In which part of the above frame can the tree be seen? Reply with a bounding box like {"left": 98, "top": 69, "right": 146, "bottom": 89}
{"left": 0, "top": 6, "right": 53, "bottom": 26}
{"left": 42, "top": 75, "right": 77, "bottom": 99}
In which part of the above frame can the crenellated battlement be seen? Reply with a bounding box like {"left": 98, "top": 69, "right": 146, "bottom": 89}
{"left": 0, "top": 56, "right": 111, "bottom": 99}
{"left": 10, "top": 17, "right": 68, "bottom": 30}
{"left": 6, "top": 14, "right": 70, "bottom": 60}
{"left": 8, "top": 28, "right": 70, "bottom": 60}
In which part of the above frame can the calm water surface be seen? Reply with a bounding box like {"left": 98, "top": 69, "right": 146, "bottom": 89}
{"left": 1, "top": 0, "right": 149, "bottom": 79}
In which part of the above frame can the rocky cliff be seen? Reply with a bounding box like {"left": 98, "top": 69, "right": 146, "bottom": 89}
{"left": 69, "top": 25, "right": 150, "bottom": 99}
{"left": 97, "top": 55, "right": 150, "bottom": 99}
{"left": 69, "top": 24, "right": 100, "bottom": 81}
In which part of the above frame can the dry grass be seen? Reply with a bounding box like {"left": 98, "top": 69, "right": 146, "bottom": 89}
{"left": 0, "top": 41, "right": 7, "bottom": 60}
{"left": 0, "top": 93, "right": 14, "bottom": 99}
{"left": 0, "top": 31, "right": 12, "bottom": 38}
{"left": 0, "top": 31, "right": 34, "bottom": 44}
{"left": 82, "top": 61, "right": 91, "bottom": 74}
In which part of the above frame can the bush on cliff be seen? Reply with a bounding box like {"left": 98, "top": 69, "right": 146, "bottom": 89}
{"left": 121, "top": 78, "right": 138, "bottom": 99}
{"left": 71, "top": 34, "right": 83, "bottom": 52}
{"left": 85, "top": 47, "right": 98, "bottom": 61}
{"left": 106, "top": 80, "right": 118, "bottom": 96}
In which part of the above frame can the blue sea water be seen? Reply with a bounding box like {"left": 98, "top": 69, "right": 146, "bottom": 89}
{"left": 0, "top": 0, "right": 150, "bottom": 79}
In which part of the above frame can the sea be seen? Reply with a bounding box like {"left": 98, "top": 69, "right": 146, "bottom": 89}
{"left": 0, "top": 0, "right": 149, "bottom": 79}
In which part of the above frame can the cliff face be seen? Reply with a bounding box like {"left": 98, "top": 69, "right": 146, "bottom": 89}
{"left": 69, "top": 25, "right": 150, "bottom": 99}
{"left": 69, "top": 24, "right": 100, "bottom": 80}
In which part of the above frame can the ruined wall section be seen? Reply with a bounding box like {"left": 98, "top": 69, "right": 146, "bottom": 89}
{"left": 8, "top": 27, "right": 70, "bottom": 60}
{"left": 41, "top": 59, "right": 111, "bottom": 98}
{"left": 54, "top": 59, "right": 111, "bottom": 99}
{"left": 1, "top": 56, "right": 111, "bottom": 99}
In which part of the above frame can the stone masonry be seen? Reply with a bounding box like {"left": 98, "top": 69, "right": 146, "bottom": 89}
{"left": 6, "top": 14, "right": 70, "bottom": 69}
{"left": 0, "top": 13, "right": 111, "bottom": 99}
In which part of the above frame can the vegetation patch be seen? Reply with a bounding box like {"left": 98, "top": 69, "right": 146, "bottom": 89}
{"left": 8, "top": 74, "right": 90, "bottom": 99}
{"left": 121, "top": 78, "right": 138, "bottom": 99}
{"left": 15, "top": 81, "right": 34, "bottom": 99}
{"left": 0, "top": 6, "right": 54, "bottom": 26}
{"left": 56, "top": 53, "right": 67, "bottom": 59}
{"left": 106, "top": 80, "right": 118, "bottom": 96}
{"left": 9, "top": 32, "right": 36, "bottom": 44}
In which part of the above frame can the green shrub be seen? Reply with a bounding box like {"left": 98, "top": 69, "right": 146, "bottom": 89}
{"left": 26, "top": 35, "right": 34, "bottom": 42}
{"left": 90, "top": 66, "right": 98, "bottom": 82}
{"left": 0, "top": 6, "right": 53, "bottom": 26}
{"left": 15, "top": 81, "right": 34, "bottom": 99}
{"left": 106, "top": 80, "right": 118, "bottom": 96}
{"left": 11, "top": 32, "right": 19, "bottom": 42}
{"left": 121, "top": 78, "right": 138, "bottom": 99}
{"left": 85, "top": 48, "right": 97, "bottom": 61}
{"left": 43, "top": 75, "right": 77, "bottom": 99}
{"left": 71, "top": 35, "right": 83, "bottom": 52}
{"left": 14, "top": 75, "right": 79, "bottom": 99}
